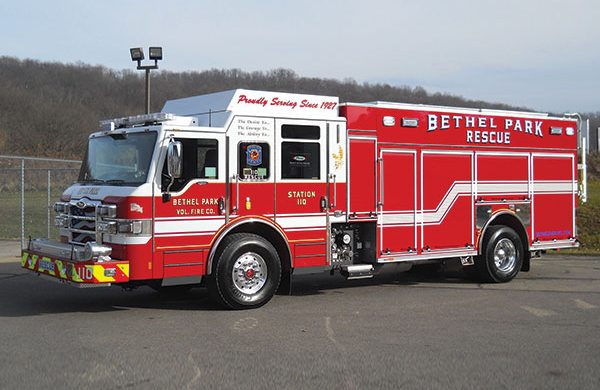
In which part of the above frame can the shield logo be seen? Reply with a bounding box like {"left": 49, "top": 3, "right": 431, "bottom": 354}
{"left": 246, "top": 145, "right": 262, "bottom": 167}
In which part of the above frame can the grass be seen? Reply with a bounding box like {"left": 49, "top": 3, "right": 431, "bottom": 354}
{"left": 0, "top": 190, "right": 64, "bottom": 240}
{"left": 565, "top": 177, "right": 600, "bottom": 255}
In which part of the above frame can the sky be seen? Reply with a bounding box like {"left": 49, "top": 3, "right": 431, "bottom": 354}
{"left": 1, "top": 0, "right": 599, "bottom": 113}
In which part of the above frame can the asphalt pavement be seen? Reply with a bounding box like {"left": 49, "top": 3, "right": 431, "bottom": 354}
{"left": 0, "top": 244, "right": 599, "bottom": 389}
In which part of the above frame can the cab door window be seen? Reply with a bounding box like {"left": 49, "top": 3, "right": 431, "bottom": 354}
{"left": 280, "top": 124, "right": 321, "bottom": 180}
{"left": 238, "top": 142, "right": 270, "bottom": 181}
{"left": 162, "top": 138, "right": 219, "bottom": 192}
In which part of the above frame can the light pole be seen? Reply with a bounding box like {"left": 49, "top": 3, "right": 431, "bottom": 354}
{"left": 130, "top": 47, "right": 163, "bottom": 114}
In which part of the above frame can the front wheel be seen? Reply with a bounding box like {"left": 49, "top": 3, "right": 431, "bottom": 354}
{"left": 207, "top": 233, "right": 281, "bottom": 309}
{"left": 475, "top": 226, "right": 524, "bottom": 283}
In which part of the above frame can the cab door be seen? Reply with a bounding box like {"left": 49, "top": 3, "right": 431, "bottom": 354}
{"left": 274, "top": 119, "right": 328, "bottom": 267}
{"left": 153, "top": 132, "right": 226, "bottom": 280}
{"left": 227, "top": 117, "right": 276, "bottom": 221}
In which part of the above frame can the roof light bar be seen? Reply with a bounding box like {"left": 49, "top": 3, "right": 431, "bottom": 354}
{"left": 99, "top": 112, "right": 175, "bottom": 130}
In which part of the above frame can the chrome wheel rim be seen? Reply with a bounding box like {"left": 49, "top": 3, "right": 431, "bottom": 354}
{"left": 232, "top": 252, "right": 267, "bottom": 294}
{"left": 493, "top": 238, "right": 517, "bottom": 273}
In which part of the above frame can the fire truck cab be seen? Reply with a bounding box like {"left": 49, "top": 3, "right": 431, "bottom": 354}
{"left": 22, "top": 89, "right": 580, "bottom": 309}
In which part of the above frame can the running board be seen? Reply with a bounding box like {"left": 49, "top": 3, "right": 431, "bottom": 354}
{"left": 340, "top": 264, "right": 374, "bottom": 280}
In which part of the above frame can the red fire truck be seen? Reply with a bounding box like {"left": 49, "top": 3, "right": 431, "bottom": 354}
{"left": 21, "top": 89, "right": 581, "bottom": 309}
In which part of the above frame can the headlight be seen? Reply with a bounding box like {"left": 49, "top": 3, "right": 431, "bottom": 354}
{"left": 97, "top": 221, "right": 117, "bottom": 234}
{"left": 97, "top": 204, "right": 117, "bottom": 218}
{"left": 117, "top": 220, "right": 143, "bottom": 234}
{"left": 98, "top": 220, "right": 143, "bottom": 235}
{"left": 54, "top": 215, "right": 69, "bottom": 228}
{"left": 53, "top": 202, "right": 70, "bottom": 214}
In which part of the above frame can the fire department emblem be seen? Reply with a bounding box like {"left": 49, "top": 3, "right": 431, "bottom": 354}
{"left": 246, "top": 145, "right": 262, "bottom": 166}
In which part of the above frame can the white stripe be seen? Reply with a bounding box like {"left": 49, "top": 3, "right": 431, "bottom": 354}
{"left": 533, "top": 180, "right": 574, "bottom": 193}
{"left": 381, "top": 179, "right": 574, "bottom": 228}
{"left": 155, "top": 218, "right": 225, "bottom": 234}
{"left": 379, "top": 212, "right": 414, "bottom": 224}
{"left": 478, "top": 181, "right": 528, "bottom": 193}
{"left": 276, "top": 215, "right": 326, "bottom": 229}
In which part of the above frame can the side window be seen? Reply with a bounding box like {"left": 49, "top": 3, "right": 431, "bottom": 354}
{"left": 281, "top": 124, "right": 320, "bottom": 139}
{"left": 162, "top": 138, "right": 219, "bottom": 192}
{"left": 238, "top": 142, "right": 270, "bottom": 180}
{"left": 281, "top": 124, "right": 321, "bottom": 180}
{"left": 281, "top": 142, "right": 320, "bottom": 179}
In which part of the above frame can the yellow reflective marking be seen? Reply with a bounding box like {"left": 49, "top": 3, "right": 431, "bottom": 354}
{"left": 71, "top": 266, "right": 83, "bottom": 282}
{"left": 21, "top": 252, "right": 29, "bottom": 267}
{"left": 55, "top": 260, "right": 67, "bottom": 279}
{"left": 92, "top": 265, "right": 115, "bottom": 283}
{"left": 117, "top": 264, "right": 130, "bottom": 278}
{"left": 29, "top": 255, "right": 39, "bottom": 270}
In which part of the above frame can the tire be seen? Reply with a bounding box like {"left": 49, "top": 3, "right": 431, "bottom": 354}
{"left": 475, "top": 226, "right": 524, "bottom": 283}
{"left": 207, "top": 233, "right": 281, "bottom": 309}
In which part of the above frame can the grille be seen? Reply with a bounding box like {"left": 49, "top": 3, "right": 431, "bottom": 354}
{"left": 69, "top": 203, "right": 96, "bottom": 244}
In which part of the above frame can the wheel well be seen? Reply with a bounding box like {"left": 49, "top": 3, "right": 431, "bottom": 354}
{"left": 480, "top": 212, "right": 531, "bottom": 271}
{"left": 208, "top": 221, "right": 292, "bottom": 275}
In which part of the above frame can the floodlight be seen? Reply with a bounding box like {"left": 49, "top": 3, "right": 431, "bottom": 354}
{"left": 130, "top": 47, "right": 144, "bottom": 62}
{"left": 149, "top": 47, "right": 163, "bottom": 60}
{"left": 129, "top": 46, "right": 163, "bottom": 114}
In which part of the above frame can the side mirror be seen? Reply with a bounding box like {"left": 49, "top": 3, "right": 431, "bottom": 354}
{"left": 167, "top": 141, "right": 182, "bottom": 179}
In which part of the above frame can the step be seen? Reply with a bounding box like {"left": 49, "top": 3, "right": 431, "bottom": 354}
{"left": 340, "top": 264, "right": 374, "bottom": 280}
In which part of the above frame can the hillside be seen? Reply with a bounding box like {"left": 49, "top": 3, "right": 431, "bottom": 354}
{"left": 0, "top": 56, "right": 539, "bottom": 159}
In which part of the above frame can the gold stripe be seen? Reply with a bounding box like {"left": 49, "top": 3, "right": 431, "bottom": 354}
{"left": 156, "top": 244, "right": 210, "bottom": 250}
{"left": 288, "top": 238, "right": 326, "bottom": 243}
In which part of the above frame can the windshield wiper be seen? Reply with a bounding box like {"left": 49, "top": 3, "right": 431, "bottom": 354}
{"left": 105, "top": 179, "right": 126, "bottom": 184}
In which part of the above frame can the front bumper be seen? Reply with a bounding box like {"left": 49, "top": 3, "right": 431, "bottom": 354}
{"left": 21, "top": 246, "right": 129, "bottom": 286}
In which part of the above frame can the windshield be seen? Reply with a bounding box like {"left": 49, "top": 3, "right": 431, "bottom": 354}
{"left": 78, "top": 132, "right": 157, "bottom": 185}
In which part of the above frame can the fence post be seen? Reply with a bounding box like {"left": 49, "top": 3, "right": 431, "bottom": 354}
{"left": 47, "top": 170, "right": 51, "bottom": 238}
{"left": 21, "top": 159, "right": 25, "bottom": 249}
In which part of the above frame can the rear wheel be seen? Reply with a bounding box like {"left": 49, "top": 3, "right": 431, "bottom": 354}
{"left": 474, "top": 226, "right": 524, "bottom": 283}
{"left": 207, "top": 233, "right": 281, "bottom": 309}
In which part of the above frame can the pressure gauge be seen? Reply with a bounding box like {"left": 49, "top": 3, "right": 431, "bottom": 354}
{"left": 342, "top": 233, "right": 352, "bottom": 245}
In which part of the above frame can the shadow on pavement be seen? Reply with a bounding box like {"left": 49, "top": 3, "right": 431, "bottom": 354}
{"left": 0, "top": 261, "right": 474, "bottom": 317}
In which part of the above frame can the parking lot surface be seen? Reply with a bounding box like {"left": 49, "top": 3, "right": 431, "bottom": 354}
{"left": 0, "top": 247, "right": 599, "bottom": 389}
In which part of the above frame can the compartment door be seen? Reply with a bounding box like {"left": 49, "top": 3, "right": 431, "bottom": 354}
{"left": 379, "top": 150, "right": 417, "bottom": 255}
{"left": 348, "top": 137, "right": 377, "bottom": 219}
{"left": 421, "top": 151, "right": 473, "bottom": 252}
{"left": 532, "top": 154, "right": 576, "bottom": 243}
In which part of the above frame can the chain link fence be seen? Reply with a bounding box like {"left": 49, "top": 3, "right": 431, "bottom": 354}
{"left": 0, "top": 155, "right": 81, "bottom": 248}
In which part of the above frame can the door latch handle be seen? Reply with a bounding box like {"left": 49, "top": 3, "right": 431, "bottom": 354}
{"left": 320, "top": 196, "right": 328, "bottom": 212}
{"left": 218, "top": 197, "right": 225, "bottom": 215}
